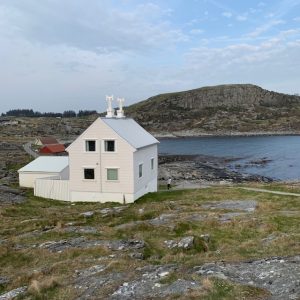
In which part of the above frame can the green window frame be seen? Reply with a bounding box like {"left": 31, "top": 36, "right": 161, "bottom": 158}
{"left": 107, "top": 168, "right": 118, "bottom": 180}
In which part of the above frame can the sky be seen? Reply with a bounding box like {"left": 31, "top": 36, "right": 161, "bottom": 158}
{"left": 0, "top": 0, "right": 300, "bottom": 113}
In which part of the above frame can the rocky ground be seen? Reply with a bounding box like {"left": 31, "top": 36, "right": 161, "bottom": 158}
{"left": 0, "top": 185, "right": 299, "bottom": 299}
{"left": 196, "top": 256, "right": 300, "bottom": 300}
{"left": 0, "top": 142, "right": 30, "bottom": 186}
{"left": 158, "top": 154, "right": 273, "bottom": 188}
{"left": 0, "top": 185, "right": 26, "bottom": 205}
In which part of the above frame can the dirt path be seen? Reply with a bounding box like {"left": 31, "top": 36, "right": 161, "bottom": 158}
{"left": 169, "top": 184, "right": 300, "bottom": 198}
{"left": 23, "top": 142, "right": 38, "bottom": 158}
{"left": 241, "top": 187, "right": 300, "bottom": 197}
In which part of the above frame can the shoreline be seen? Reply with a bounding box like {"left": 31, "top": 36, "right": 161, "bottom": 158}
{"left": 158, "top": 154, "right": 274, "bottom": 185}
{"left": 153, "top": 131, "right": 300, "bottom": 139}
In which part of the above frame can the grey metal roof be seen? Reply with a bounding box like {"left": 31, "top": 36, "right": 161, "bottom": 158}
{"left": 18, "top": 156, "right": 69, "bottom": 173}
{"left": 101, "top": 117, "right": 159, "bottom": 149}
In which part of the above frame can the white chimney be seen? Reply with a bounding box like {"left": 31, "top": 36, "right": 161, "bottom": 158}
{"left": 116, "top": 98, "right": 125, "bottom": 118}
{"left": 106, "top": 95, "right": 115, "bottom": 118}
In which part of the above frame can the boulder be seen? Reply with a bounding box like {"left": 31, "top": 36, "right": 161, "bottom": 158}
{"left": 80, "top": 211, "right": 94, "bottom": 218}
{"left": 164, "top": 236, "right": 194, "bottom": 250}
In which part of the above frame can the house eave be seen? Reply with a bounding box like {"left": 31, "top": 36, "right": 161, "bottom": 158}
{"left": 135, "top": 142, "right": 159, "bottom": 151}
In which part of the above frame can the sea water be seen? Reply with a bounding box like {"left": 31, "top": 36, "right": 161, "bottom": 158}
{"left": 158, "top": 136, "right": 300, "bottom": 180}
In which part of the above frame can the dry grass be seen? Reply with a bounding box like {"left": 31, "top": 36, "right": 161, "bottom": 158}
{"left": 202, "top": 277, "right": 214, "bottom": 291}
{"left": 28, "top": 277, "right": 60, "bottom": 296}
{"left": 0, "top": 185, "right": 299, "bottom": 299}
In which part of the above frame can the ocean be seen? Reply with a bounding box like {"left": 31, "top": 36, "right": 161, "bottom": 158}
{"left": 158, "top": 135, "right": 300, "bottom": 180}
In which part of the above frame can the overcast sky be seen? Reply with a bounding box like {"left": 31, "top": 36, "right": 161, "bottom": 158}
{"left": 0, "top": 0, "right": 300, "bottom": 113}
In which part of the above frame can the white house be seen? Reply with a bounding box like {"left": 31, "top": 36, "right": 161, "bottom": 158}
{"left": 19, "top": 97, "right": 159, "bottom": 203}
{"left": 18, "top": 156, "right": 69, "bottom": 188}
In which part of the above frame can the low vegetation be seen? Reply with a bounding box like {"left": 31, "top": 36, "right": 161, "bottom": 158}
{"left": 0, "top": 184, "right": 299, "bottom": 299}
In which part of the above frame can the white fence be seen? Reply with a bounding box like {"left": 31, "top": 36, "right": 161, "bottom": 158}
{"left": 35, "top": 177, "right": 70, "bottom": 201}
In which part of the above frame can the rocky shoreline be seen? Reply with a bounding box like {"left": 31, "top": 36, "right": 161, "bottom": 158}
{"left": 158, "top": 154, "right": 273, "bottom": 187}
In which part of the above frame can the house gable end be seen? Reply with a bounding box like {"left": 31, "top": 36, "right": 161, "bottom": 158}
{"left": 66, "top": 118, "right": 136, "bottom": 153}
{"left": 66, "top": 118, "right": 101, "bottom": 153}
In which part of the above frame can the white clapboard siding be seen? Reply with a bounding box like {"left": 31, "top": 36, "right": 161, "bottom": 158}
{"left": 68, "top": 118, "right": 135, "bottom": 194}
{"left": 35, "top": 177, "right": 70, "bottom": 201}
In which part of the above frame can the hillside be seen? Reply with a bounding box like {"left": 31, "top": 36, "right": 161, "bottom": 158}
{"left": 126, "top": 84, "right": 300, "bottom": 136}
{"left": 2, "top": 84, "right": 300, "bottom": 139}
{"left": 0, "top": 184, "right": 300, "bottom": 299}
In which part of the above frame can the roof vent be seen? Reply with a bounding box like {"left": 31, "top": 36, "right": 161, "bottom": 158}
{"left": 116, "top": 98, "right": 125, "bottom": 118}
{"left": 106, "top": 95, "right": 115, "bottom": 118}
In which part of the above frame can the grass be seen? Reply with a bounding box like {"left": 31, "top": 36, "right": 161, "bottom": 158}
{"left": 0, "top": 185, "right": 299, "bottom": 299}
{"left": 241, "top": 181, "right": 300, "bottom": 194}
{"left": 199, "top": 278, "right": 270, "bottom": 300}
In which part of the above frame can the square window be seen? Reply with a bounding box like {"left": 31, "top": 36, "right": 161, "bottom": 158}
{"left": 84, "top": 168, "right": 95, "bottom": 179}
{"left": 86, "top": 140, "right": 96, "bottom": 152}
{"left": 151, "top": 158, "right": 154, "bottom": 170}
{"left": 107, "top": 168, "right": 118, "bottom": 180}
{"left": 104, "top": 140, "right": 115, "bottom": 152}
{"left": 139, "top": 164, "right": 143, "bottom": 178}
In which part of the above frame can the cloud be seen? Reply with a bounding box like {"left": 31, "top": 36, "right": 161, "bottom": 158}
{"left": 258, "top": 2, "right": 266, "bottom": 7}
{"left": 222, "top": 12, "right": 232, "bottom": 18}
{"left": 0, "top": 0, "right": 299, "bottom": 113}
{"left": 0, "top": 1, "right": 187, "bottom": 53}
{"left": 247, "top": 19, "right": 285, "bottom": 37}
{"left": 249, "top": 8, "right": 258, "bottom": 14}
{"left": 236, "top": 15, "right": 248, "bottom": 22}
{"left": 190, "top": 29, "right": 204, "bottom": 35}
{"left": 181, "top": 35, "right": 300, "bottom": 93}
{"left": 186, "top": 18, "right": 199, "bottom": 26}
{"left": 266, "top": 13, "right": 275, "bottom": 18}
{"left": 0, "top": 1, "right": 191, "bottom": 112}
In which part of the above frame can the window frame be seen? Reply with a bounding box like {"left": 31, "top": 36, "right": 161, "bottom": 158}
{"left": 103, "top": 139, "right": 116, "bottom": 153}
{"left": 83, "top": 168, "right": 95, "bottom": 180}
{"left": 139, "top": 163, "right": 143, "bottom": 178}
{"left": 106, "top": 168, "right": 119, "bottom": 181}
{"left": 151, "top": 158, "right": 154, "bottom": 170}
{"left": 84, "top": 139, "right": 97, "bottom": 152}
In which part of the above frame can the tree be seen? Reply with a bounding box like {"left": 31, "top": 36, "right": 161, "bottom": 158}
{"left": 62, "top": 110, "right": 76, "bottom": 118}
{"left": 77, "top": 110, "right": 98, "bottom": 117}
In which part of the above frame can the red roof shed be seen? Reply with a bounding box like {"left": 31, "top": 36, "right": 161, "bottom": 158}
{"left": 39, "top": 144, "right": 66, "bottom": 154}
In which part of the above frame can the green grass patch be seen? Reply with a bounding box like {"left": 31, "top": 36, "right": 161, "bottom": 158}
{"left": 270, "top": 215, "right": 300, "bottom": 232}
{"left": 202, "top": 278, "right": 269, "bottom": 300}
{"left": 136, "top": 190, "right": 192, "bottom": 204}
{"left": 0, "top": 251, "right": 34, "bottom": 269}
{"left": 174, "top": 222, "right": 195, "bottom": 236}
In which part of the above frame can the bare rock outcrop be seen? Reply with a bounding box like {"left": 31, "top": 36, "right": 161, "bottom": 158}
{"left": 126, "top": 84, "right": 300, "bottom": 134}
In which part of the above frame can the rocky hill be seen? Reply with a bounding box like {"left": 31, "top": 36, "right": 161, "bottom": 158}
{"left": 126, "top": 84, "right": 300, "bottom": 136}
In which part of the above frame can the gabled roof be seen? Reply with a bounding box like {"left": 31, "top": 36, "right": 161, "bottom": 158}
{"left": 18, "top": 156, "right": 69, "bottom": 173}
{"left": 101, "top": 117, "right": 159, "bottom": 149}
{"left": 37, "top": 137, "right": 58, "bottom": 145}
{"left": 39, "top": 144, "right": 65, "bottom": 154}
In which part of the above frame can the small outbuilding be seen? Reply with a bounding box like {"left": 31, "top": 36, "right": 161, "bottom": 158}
{"left": 18, "top": 156, "right": 69, "bottom": 188}
{"left": 39, "top": 144, "right": 66, "bottom": 155}
{"left": 34, "top": 137, "right": 59, "bottom": 146}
